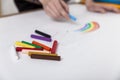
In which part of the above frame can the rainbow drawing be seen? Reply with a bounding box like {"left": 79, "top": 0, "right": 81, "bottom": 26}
{"left": 76, "top": 21, "right": 100, "bottom": 32}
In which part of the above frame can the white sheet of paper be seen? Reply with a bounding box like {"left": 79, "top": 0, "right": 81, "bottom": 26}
{"left": 0, "top": 4, "right": 120, "bottom": 80}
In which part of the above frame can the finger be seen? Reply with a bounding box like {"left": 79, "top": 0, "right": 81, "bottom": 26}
{"left": 60, "top": 0, "right": 69, "bottom": 13}
{"left": 112, "top": 8, "right": 120, "bottom": 13}
{"left": 102, "top": 6, "right": 120, "bottom": 13}
{"left": 111, "top": 8, "right": 120, "bottom": 13}
{"left": 94, "top": 6, "right": 106, "bottom": 13}
{"left": 45, "top": 6, "right": 58, "bottom": 19}
{"left": 89, "top": 6, "right": 106, "bottom": 13}
{"left": 54, "top": 0, "right": 70, "bottom": 20}
{"left": 48, "top": 2, "right": 62, "bottom": 18}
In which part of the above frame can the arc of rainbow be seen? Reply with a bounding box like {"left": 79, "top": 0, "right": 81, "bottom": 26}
{"left": 87, "top": 22, "right": 100, "bottom": 32}
{"left": 76, "top": 21, "right": 100, "bottom": 32}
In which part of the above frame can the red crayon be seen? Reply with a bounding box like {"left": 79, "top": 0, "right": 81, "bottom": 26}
{"left": 51, "top": 40, "right": 58, "bottom": 54}
{"left": 16, "top": 47, "right": 43, "bottom": 52}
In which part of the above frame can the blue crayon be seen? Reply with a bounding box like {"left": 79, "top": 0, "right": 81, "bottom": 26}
{"left": 69, "top": 14, "right": 77, "bottom": 21}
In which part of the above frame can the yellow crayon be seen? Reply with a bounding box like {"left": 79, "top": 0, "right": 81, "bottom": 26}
{"left": 22, "top": 50, "right": 50, "bottom": 54}
{"left": 28, "top": 51, "right": 58, "bottom": 56}
{"left": 15, "top": 41, "right": 35, "bottom": 48}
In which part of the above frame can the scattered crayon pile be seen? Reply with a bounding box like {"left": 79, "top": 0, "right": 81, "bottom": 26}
{"left": 77, "top": 21, "right": 100, "bottom": 32}
{"left": 14, "top": 30, "right": 61, "bottom": 61}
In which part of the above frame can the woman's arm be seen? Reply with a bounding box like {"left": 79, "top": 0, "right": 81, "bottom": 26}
{"left": 85, "top": 0, "right": 120, "bottom": 13}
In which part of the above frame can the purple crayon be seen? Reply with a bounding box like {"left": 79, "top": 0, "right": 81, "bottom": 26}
{"left": 31, "top": 34, "right": 52, "bottom": 42}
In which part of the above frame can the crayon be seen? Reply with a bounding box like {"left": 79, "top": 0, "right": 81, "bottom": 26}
{"left": 31, "top": 34, "right": 52, "bottom": 42}
{"left": 32, "top": 41, "right": 51, "bottom": 51}
{"left": 35, "top": 30, "right": 51, "bottom": 38}
{"left": 69, "top": 14, "right": 77, "bottom": 21}
{"left": 22, "top": 50, "right": 49, "bottom": 54}
{"left": 51, "top": 40, "right": 58, "bottom": 54}
{"left": 30, "top": 54, "right": 61, "bottom": 61}
{"left": 16, "top": 47, "right": 43, "bottom": 52}
{"left": 21, "top": 41, "right": 42, "bottom": 48}
{"left": 15, "top": 41, "right": 35, "bottom": 48}
{"left": 28, "top": 51, "right": 58, "bottom": 56}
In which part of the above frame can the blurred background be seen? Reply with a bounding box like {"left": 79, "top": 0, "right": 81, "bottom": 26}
{"left": 0, "top": 0, "right": 18, "bottom": 16}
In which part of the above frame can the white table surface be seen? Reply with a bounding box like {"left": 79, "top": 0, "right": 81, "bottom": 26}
{"left": 0, "top": 4, "right": 120, "bottom": 80}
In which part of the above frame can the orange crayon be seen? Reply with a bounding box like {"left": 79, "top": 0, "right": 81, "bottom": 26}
{"left": 32, "top": 41, "right": 51, "bottom": 51}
